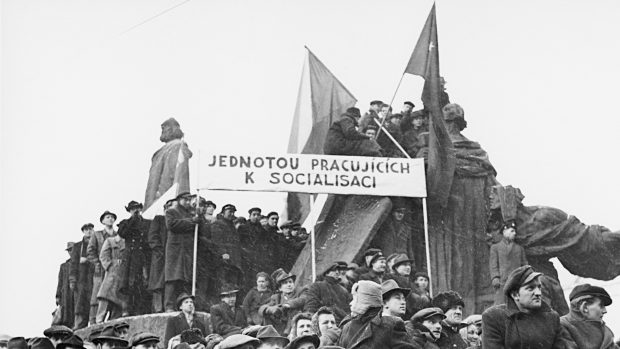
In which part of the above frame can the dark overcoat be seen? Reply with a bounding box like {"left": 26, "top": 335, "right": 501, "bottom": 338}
{"left": 436, "top": 321, "right": 468, "bottom": 349}
{"left": 324, "top": 114, "right": 382, "bottom": 157}
{"left": 165, "top": 205, "right": 197, "bottom": 283}
{"left": 337, "top": 310, "right": 416, "bottom": 349}
{"left": 163, "top": 312, "right": 209, "bottom": 347}
{"left": 54, "top": 259, "right": 74, "bottom": 327}
{"left": 238, "top": 222, "right": 271, "bottom": 292}
{"left": 241, "top": 287, "right": 272, "bottom": 325}
{"left": 210, "top": 215, "right": 241, "bottom": 267}
{"left": 259, "top": 290, "right": 306, "bottom": 335}
{"left": 303, "top": 276, "right": 352, "bottom": 322}
{"left": 482, "top": 299, "right": 568, "bottom": 349}
{"left": 147, "top": 215, "right": 167, "bottom": 291}
{"left": 210, "top": 302, "right": 247, "bottom": 337}
{"left": 560, "top": 311, "right": 619, "bottom": 349}
{"left": 118, "top": 214, "right": 152, "bottom": 292}
{"left": 372, "top": 217, "right": 413, "bottom": 259}
{"left": 69, "top": 238, "right": 94, "bottom": 318}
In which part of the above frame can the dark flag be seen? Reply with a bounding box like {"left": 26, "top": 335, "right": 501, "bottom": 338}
{"left": 286, "top": 48, "right": 357, "bottom": 222}
{"left": 404, "top": 4, "right": 455, "bottom": 208}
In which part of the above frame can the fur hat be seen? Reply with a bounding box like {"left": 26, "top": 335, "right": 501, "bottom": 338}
{"left": 431, "top": 291, "right": 465, "bottom": 313}
{"left": 345, "top": 107, "right": 361, "bottom": 119}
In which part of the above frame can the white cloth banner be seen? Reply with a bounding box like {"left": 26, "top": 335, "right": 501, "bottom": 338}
{"left": 199, "top": 153, "right": 427, "bottom": 198}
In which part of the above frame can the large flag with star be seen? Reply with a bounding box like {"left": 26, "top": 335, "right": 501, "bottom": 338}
{"left": 286, "top": 47, "right": 357, "bottom": 222}
{"left": 404, "top": 4, "right": 455, "bottom": 208}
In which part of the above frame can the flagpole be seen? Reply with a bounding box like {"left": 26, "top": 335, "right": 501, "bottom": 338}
{"left": 192, "top": 150, "right": 200, "bottom": 296}
{"left": 310, "top": 194, "right": 317, "bottom": 282}
{"left": 422, "top": 197, "right": 433, "bottom": 297}
{"left": 372, "top": 118, "right": 409, "bottom": 158}
{"left": 375, "top": 73, "right": 405, "bottom": 138}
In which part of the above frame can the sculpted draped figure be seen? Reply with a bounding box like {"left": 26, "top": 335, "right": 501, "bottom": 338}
{"left": 144, "top": 118, "right": 193, "bottom": 209}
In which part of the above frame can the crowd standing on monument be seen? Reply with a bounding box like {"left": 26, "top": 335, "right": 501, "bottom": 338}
{"left": 3, "top": 101, "right": 619, "bottom": 349}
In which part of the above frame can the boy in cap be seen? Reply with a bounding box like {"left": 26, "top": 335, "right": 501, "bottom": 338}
{"left": 337, "top": 281, "right": 415, "bottom": 349}
{"left": 210, "top": 284, "right": 246, "bottom": 337}
{"left": 489, "top": 220, "right": 528, "bottom": 305}
{"left": 87, "top": 210, "right": 118, "bottom": 324}
{"left": 303, "top": 262, "right": 351, "bottom": 323}
{"left": 358, "top": 250, "right": 387, "bottom": 284}
{"left": 381, "top": 280, "right": 410, "bottom": 319}
{"left": 431, "top": 291, "right": 468, "bottom": 349}
{"left": 406, "top": 308, "right": 445, "bottom": 349}
{"left": 410, "top": 272, "right": 432, "bottom": 316}
{"left": 560, "top": 284, "right": 618, "bottom": 349}
{"left": 482, "top": 265, "right": 568, "bottom": 349}
{"left": 129, "top": 332, "right": 159, "bottom": 349}
{"left": 70, "top": 223, "right": 95, "bottom": 329}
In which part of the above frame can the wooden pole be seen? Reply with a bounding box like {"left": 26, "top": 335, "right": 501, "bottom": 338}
{"left": 373, "top": 118, "right": 409, "bottom": 158}
{"left": 192, "top": 150, "right": 200, "bottom": 296}
{"left": 375, "top": 73, "right": 405, "bottom": 138}
{"left": 310, "top": 195, "right": 317, "bottom": 282}
{"left": 422, "top": 197, "right": 433, "bottom": 297}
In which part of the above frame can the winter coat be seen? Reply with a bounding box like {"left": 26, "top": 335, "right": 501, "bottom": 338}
{"left": 87, "top": 229, "right": 114, "bottom": 305}
{"left": 337, "top": 308, "right": 416, "bottom": 349}
{"left": 210, "top": 215, "right": 241, "bottom": 267}
{"left": 303, "top": 276, "right": 352, "bottom": 323}
{"left": 560, "top": 311, "right": 619, "bottom": 349}
{"left": 358, "top": 110, "right": 380, "bottom": 131}
{"left": 405, "top": 321, "right": 440, "bottom": 349}
{"left": 372, "top": 217, "right": 413, "bottom": 259}
{"left": 402, "top": 127, "right": 426, "bottom": 158}
{"left": 165, "top": 205, "right": 198, "bottom": 283}
{"left": 436, "top": 321, "right": 468, "bottom": 349}
{"left": 238, "top": 222, "right": 274, "bottom": 292}
{"left": 408, "top": 286, "right": 432, "bottom": 319}
{"left": 210, "top": 302, "right": 247, "bottom": 337}
{"left": 54, "top": 259, "right": 74, "bottom": 328}
{"left": 376, "top": 121, "right": 404, "bottom": 157}
{"left": 69, "top": 238, "right": 94, "bottom": 318}
{"left": 358, "top": 270, "right": 386, "bottom": 284}
{"left": 96, "top": 236, "right": 127, "bottom": 305}
{"left": 259, "top": 290, "right": 306, "bottom": 335}
{"left": 163, "top": 312, "right": 209, "bottom": 347}
{"left": 324, "top": 114, "right": 382, "bottom": 157}
{"left": 489, "top": 239, "right": 528, "bottom": 284}
{"left": 118, "top": 214, "right": 152, "bottom": 293}
{"left": 147, "top": 215, "right": 167, "bottom": 291}
{"left": 482, "top": 299, "right": 569, "bottom": 349}
{"left": 241, "top": 287, "right": 272, "bottom": 325}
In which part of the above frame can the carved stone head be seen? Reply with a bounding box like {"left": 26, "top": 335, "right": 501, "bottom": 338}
{"left": 160, "top": 117, "right": 184, "bottom": 142}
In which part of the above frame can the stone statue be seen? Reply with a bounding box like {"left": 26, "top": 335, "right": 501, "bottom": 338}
{"left": 144, "top": 118, "right": 192, "bottom": 209}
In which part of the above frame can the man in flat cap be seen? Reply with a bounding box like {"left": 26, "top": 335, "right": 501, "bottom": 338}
{"left": 337, "top": 281, "right": 415, "bottom": 349}
{"left": 118, "top": 200, "right": 152, "bottom": 316}
{"left": 406, "top": 307, "right": 446, "bottom": 349}
{"left": 482, "top": 265, "right": 569, "bottom": 349}
{"left": 560, "top": 284, "right": 618, "bottom": 349}
{"left": 147, "top": 199, "right": 175, "bottom": 313}
{"left": 113, "top": 322, "right": 130, "bottom": 340}
{"left": 431, "top": 291, "right": 468, "bottom": 349}
{"left": 145, "top": 117, "right": 192, "bottom": 209}
{"left": 359, "top": 100, "right": 383, "bottom": 131}
{"left": 129, "top": 332, "right": 159, "bottom": 349}
{"left": 376, "top": 112, "right": 404, "bottom": 157}
{"left": 54, "top": 243, "right": 75, "bottom": 328}
{"left": 70, "top": 223, "right": 95, "bottom": 329}
{"left": 87, "top": 211, "right": 117, "bottom": 324}
{"left": 164, "top": 192, "right": 205, "bottom": 312}
{"left": 303, "top": 262, "right": 352, "bottom": 323}
{"left": 164, "top": 293, "right": 207, "bottom": 347}
{"left": 217, "top": 334, "right": 259, "bottom": 349}
{"left": 43, "top": 326, "right": 73, "bottom": 347}
{"left": 358, "top": 250, "right": 387, "bottom": 284}
{"left": 489, "top": 220, "right": 528, "bottom": 305}
{"left": 288, "top": 334, "right": 319, "bottom": 349}
{"left": 323, "top": 107, "right": 382, "bottom": 157}
{"left": 210, "top": 284, "right": 246, "bottom": 337}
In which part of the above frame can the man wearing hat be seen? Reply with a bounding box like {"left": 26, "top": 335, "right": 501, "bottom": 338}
{"left": 147, "top": 199, "right": 175, "bottom": 313}
{"left": 431, "top": 291, "right": 468, "bottom": 349}
{"left": 117, "top": 200, "right": 152, "bottom": 316}
{"left": 29, "top": 338, "right": 55, "bottom": 349}
{"left": 401, "top": 101, "right": 415, "bottom": 119}
{"left": 87, "top": 210, "right": 117, "bottom": 324}
{"left": 260, "top": 269, "right": 304, "bottom": 336}
{"left": 96, "top": 223, "right": 129, "bottom": 323}
{"left": 337, "top": 281, "right": 415, "bottom": 349}
{"left": 482, "top": 265, "right": 569, "bottom": 349}
{"left": 381, "top": 280, "right": 410, "bottom": 319}
{"left": 288, "top": 334, "right": 320, "bottom": 349}
{"left": 56, "top": 335, "right": 86, "bottom": 349}
{"left": 164, "top": 293, "right": 207, "bottom": 346}
{"left": 489, "top": 220, "right": 528, "bottom": 305}
{"left": 113, "top": 322, "right": 130, "bottom": 340}
{"left": 239, "top": 207, "right": 276, "bottom": 293}
{"left": 372, "top": 204, "right": 413, "bottom": 259}
{"left": 255, "top": 325, "right": 289, "bottom": 349}
{"left": 362, "top": 125, "right": 378, "bottom": 138}
{"left": 560, "top": 284, "right": 618, "bottom": 349}
{"left": 201, "top": 200, "right": 217, "bottom": 223}
{"left": 358, "top": 249, "right": 387, "bottom": 284}
{"left": 409, "top": 272, "right": 432, "bottom": 318}
{"left": 54, "top": 242, "right": 75, "bottom": 328}
{"left": 43, "top": 326, "right": 73, "bottom": 347}
{"left": 210, "top": 204, "right": 243, "bottom": 282}
{"left": 323, "top": 107, "right": 382, "bottom": 157}
{"left": 129, "top": 332, "right": 159, "bottom": 349}
{"left": 401, "top": 110, "right": 428, "bottom": 157}
{"left": 217, "top": 334, "right": 259, "bottom": 349}
{"left": 359, "top": 100, "right": 383, "bottom": 131}
{"left": 210, "top": 284, "right": 246, "bottom": 337}
{"left": 303, "top": 261, "right": 352, "bottom": 323}
{"left": 406, "top": 308, "right": 446, "bottom": 349}
{"left": 92, "top": 325, "right": 129, "bottom": 349}
{"left": 164, "top": 192, "right": 205, "bottom": 312}
{"left": 70, "top": 223, "right": 95, "bottom": 329}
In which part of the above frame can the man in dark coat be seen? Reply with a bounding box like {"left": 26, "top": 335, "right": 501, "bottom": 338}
{"left": 431, "top": 291, "right": 468, "bottom": 349}
{"left": 164, "top": 192, "right": 204, "bottom": 311}
{"left": 164, "top": 293, "right": 208, "bottom": 347}
{"left": 323, "top": 107, "right": 382, "bottom": 157}
{"left": 118, "top": 200, "right": 152, "bottom": 316}
{"left": 210, "top": 204, "right": 242, "bottom": 275}
{"left": 147, "top": 199, "right": 174, "bottom": 313}
{"left": 482, "top": 265, "right": 569, "bottom": 349}
{"left": 371, "top": 206, "right": 413, "bottom": 258}
{"left": 337, "top": 280, "right": 415, "bottom": 349}
{"left": 376, "top": 113, "right": 404, "bottom": 157}
{"left": 358, "top": 100, "right": 383, "bottom": 131}
{"left": 238, "top": 207, "right": 277, "bottom": 292}
{"left": 69, "top": 224, "right": 95, "bottom": 329}
{"left": 303, "top": 262, "right": 352, "bottom": 323}
{"left": 358, "top": 249, "right": 388, "bottom": 284}
{"left": 210, "top": 285, "right": 246, "bottom": 338}
{"left": 401, "top": 110, "right": 427, "bottom": 158}
{"left": 54, "top": 243, "right": 75, "bottom": 328}
{"left": 489, "top": 220, "right": 528, "bottom": 305}
{"left": 560, "top": 284, "right": 619, "bottom": 349}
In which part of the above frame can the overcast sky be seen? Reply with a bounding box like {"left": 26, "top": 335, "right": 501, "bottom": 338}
{"left": 1, "top": 0, "right": 619, "bottom": 337}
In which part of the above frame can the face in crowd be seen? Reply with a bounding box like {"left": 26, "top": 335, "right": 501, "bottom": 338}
{"left": 256, "top": 275, "right": 269, "bottom": 292}
{"left": 260, "top": 216, "right": 269, "bottom": 227}
{"left": 101, "top": 214, "right": 116, "bottom": 227}
{"left": 503, "top": 226, "right": 516, "bottom": 241}
{"left": 205, "top": 204, "right": 215, "bottom": 215}
{"left": 296, "top": 318, "right": 314, "bottom": 337}
{"left": 135, "top": 341, "right": 158, "bottom": 349}
{"left": 222, "top": 207, "right": 235, "bottom": 220}
{"left": 279, "top": 278, "right": 295, "bottom": 294}
{"left": 403, "top": 103, "right": 413, "bottom": 114}
{"left": 415, "top": 276, "right": 429, "bottom": 291}
{"left": 384, "top": 291, "right": 407, "bottom": 317}
{"left": 268, "top": 214, "right": 279, "bottom": 227}
{"left": 422, "top": 315, "right": 443, "bottom": 340}
{"left": 178, "top": 196, "right": 191, "bottom": 209}
{"left": 395, "top": 262, "right": 411, "bottom": 276}
{"left": 581, "top": 297, "right": 607, "bottom": 321}
{"left": 249, "top": 210, "right": 261, "bottom": 223}
{"left": 98, "top": 340, "right": 125, "bottom": 349}
{"left": 364, "top": 128, "right": 377, "bottom": 138}
{"left": 511, "top": 278, "right": 543, "bottom": 312}
{"left": 179, "top": 297, "right": 195, "bottom": 314}
{"left": 371, "top": 258, "right": 387, "bottom": 273}
{"left": 222, "top": 293, "right": 237, "bottom": 308}
{"left": 463, "top": 324, "right": 480, "bottom": 347}
{"left": 317, "top": 312, "right": 336, "bottom": 335}
{"left": 444, "top": 304, "right": 463, "bottom": 326}
{"left": 392, "top": 209, "right": 405, "bottom": 222}
{"left": 412, "top": 116, "right": 424, "bottom": 129}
